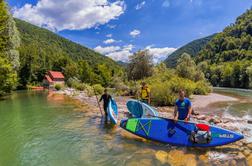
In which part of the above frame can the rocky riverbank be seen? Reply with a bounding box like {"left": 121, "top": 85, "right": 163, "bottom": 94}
{"left": 55, "top": 88, "right": 252, "bottom": 165}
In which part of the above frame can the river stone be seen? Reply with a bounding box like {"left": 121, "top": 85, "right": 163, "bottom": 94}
{"left": 222, "top": 144, "right": 240, "bottom": 150}
{"left": 236, "top": 152, "right": 246, "bottom": 160}
{"left": 103, "top": 134, "right": 113, "bottom": 140}
{"left": 126, "top": 161, "right": 139, "bottom": 166}
{"left": 230, "top": 160, "right": 237, "bottom": 166}
{"left": 247, "top": 143, "right": 252, "bottom": 150}
{"left": 236, "top": 141, "right": 243, "bottom": 147}
{"left": 135, "top": 148, "right": 155, "bottom": 155}
{"left": 208, "top": 117, "right": 221, "bottom": 124}
{"left": 243, "top": 149, "right": 251, "bottom": 156}
{"left": 155, "top": 150, "right": 168, "bottom": 164}
{"left": 247, "top": 154, "right": 252, "bottom": 166}
{"left": 166, "top": 149, "right": 197, "bottom": 166}
{"left": 198, "top": 154, "right": 209, "bottom": 165}
{"left": 197, "top": 115, "right": 207, "bottom": 120}
{"left": 139, "top": 159, "right": 153, "bottom": 166}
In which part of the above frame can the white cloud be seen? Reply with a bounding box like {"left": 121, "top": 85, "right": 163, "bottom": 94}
{"left": 103, "top": 39, "right": 116, "bottom": 44}
{"left": 94, "top": 45, "right": 121, "bottom": 54}
{"left": 107, "top": 24, "right": 117, "bottom": 29}
{"left": 146, "top": 46, "right": 177, "bottom": 63}
{"left": 13, "top": 0, "right": 125, "bottom": 31}
{"left": 162, "top": 0, "right": 170, "bottom": 8}
{"left": 135, "top": 1, "right": 146, "bottom": 10}
{"left": 94, "top": 44, "right": 134, "bottom": 62}
{"left": 106, "top": 34, "right": 112, "bottom": 38}
{"left": 130, "top": 29, "right": 141, "bottom": 38}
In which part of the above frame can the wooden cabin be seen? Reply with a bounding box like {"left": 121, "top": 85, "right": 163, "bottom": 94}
{"left": 43, "top": 71, "right": 65, "bottom": 88}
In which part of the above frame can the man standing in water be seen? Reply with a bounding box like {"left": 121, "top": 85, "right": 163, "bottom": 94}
{"left": 140, "top": 82, "right": 151, "bottom": 104}
{"left": 99, "top": 89, "right": 112, "bottom": 120}
{"left": 174, "top": 89, "right": 192, "bottom": 121}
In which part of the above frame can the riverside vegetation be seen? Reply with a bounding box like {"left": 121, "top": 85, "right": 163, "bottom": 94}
{"left": 0, "top": 0, "right": 251, "bottom": 107}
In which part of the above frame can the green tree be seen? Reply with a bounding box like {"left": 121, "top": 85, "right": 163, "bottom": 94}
{"left": 176, "top": 53, "right": 196, "bottom": 80}
{"left": 0, "top": 1, "right": 19, "bottom": 94}
{"left": 78, "top": 60, "right": 95, "bottom": 84}
{"left": 176, "top": 53, "right": 205, "bottom": 81}
{"left": 64, "top": 62, "right": 78, "bottom": 80}
{"left": 96, "top": 64, "right": 112, "bottom": 87}
{"left": 246, "top": 65, "right": 252, "bottom": 88}
{"left": 127, "top": 50, "right": 153, "bottom": 80}
{"left": 0, "top": 54, "right": 17, "bottom": 96}
{"left": 0, "top": 0, "right": 20, "bottom": 69}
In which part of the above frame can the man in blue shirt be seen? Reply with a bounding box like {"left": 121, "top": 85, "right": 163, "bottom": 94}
{"left": 174, "top": 89, "right": 192, "bottom": 121}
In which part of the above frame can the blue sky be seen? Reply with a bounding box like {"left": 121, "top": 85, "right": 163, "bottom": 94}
{"left": 7, "top": 0, "right": 252, "bottom": 62}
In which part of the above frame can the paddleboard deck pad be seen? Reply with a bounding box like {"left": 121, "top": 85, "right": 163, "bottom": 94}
{"left": 120, "top": 118, "right": 244, "bottom": 147}
{"left": 126, "top": 99, "right": 158, "bottom": 118}
{"left": 107, "top": 98, "right": 118, "bottom": 124}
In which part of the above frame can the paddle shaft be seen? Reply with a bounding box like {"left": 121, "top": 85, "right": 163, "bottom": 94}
{"left": 93, "top": 87, "right": 103, "bottom": 116}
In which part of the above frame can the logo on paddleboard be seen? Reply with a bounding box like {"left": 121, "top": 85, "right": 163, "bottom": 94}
{"left": 212, "top": 133, "right": 234, "bottom": 138}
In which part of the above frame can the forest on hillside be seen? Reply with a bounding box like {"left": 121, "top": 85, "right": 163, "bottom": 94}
{"left": 164, "top": 34, "right": 216, "bottom": 68}
{"left": 196, "top": 9, "right": 252, "bottom": 89}
{"left": 15, "top": 18, "right": 123, "bottom": 89}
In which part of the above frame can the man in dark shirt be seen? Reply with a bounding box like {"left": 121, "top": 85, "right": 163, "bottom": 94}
{"left": 99, "top": 89, "right": 112, "bottom": 118}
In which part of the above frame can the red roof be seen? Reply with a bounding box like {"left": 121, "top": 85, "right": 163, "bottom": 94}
{"left": 45, "top": 75, "right": 53, "bottom": 83}
{"left": 48, "top": 71, "right": 64, "bottom": 79}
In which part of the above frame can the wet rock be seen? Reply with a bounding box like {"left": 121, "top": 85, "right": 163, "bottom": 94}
{"left": 236, "top": 152, "right": 246, "bottom": 160}
{"left": 248, "top": 120, "right": 252, "bottom": 124}
{"left": 247, "top": 154, "right": 252, "bottom": 166}
{"left": 223, "top": 144, "right": 240, "bottom": 150}
{"left": 230, "top": 160, "right": 237, "bottom": 166}
{"left": 243, "top": 149, "right": 251, "bottom": 157}
{"left": 247, "top": 143, "right": 252, "bottom": 150}
{"left": 126, "top": 161, "right": 139, "bottom": 166}
{"left": 166, "top": 150, "right": 197, "bottom": 166}
{"left": 198, "top": 154, "right": 209, "bottom": 165}
{"left": 222, "top": 119, "right": 230, "bottom": 123}
{"left": 139, "top": 159, "right": 152, "bottom": 166}
{"left": 208, "top": 117, "right": 222, "bottom": 124}
{"left": 155, "top": 150, "right": 168, "bottom": 164}
{"left": 103, "top": 135, "right": 113, "bottom": 140}
{"left": 136, "top": 148, "right": 155, "bottom": 155}
{"left": 196, "top": 115, "right": 207, "bottom": 120}
{"left": 192, "top": 110, "right": 199, "bottom": 116}
{"left": 236, "top": 141, "right": 243, "bottom": 147}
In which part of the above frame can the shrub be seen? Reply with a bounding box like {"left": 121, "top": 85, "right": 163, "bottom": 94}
{"left": 93, "top": 84, "right": 104, "bottom": 95}
{"left": 150, "top": 78, "right": 196, "bottom": 106}
{"left": 194, "top": 81, "right": 212, "bottom": 95}
{"left": 54, "top": 84, "right": 62, "bottom": 91}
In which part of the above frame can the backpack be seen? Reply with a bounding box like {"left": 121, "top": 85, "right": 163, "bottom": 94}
{"left": 189, "top": 124, "right": 212, "bottom": 144}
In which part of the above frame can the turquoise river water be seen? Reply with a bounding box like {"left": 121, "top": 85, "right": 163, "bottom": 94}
{"left": 0, "top": 89, "right": 251, "bottom": 166}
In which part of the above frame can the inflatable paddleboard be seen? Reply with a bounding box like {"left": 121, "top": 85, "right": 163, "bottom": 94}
{"left": 126, "top": 99, "right": 158, "bottom": 118}
{"left": 120, "top": 117, "right": 244, "bottom": 147}
{"left": 107, "top": 98, "right": 118, "bottom": 124}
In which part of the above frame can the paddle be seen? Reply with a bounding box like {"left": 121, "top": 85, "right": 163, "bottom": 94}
{"left": 93, "top": 87, "right": 103, "bottom": 117}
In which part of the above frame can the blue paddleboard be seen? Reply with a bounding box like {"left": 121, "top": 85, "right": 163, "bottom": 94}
{"left": 120, "top": 118, "right": 244, "bottom": 147}
{"left": 107, "top": 98, "right": 118, "bottom": 124}
{"left": 126, "top": 99, "right": 158, "bottom": 118}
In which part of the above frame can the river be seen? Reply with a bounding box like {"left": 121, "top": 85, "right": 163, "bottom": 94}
{"left": 0, "top": 89, "right": 251, "bottom": 166}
